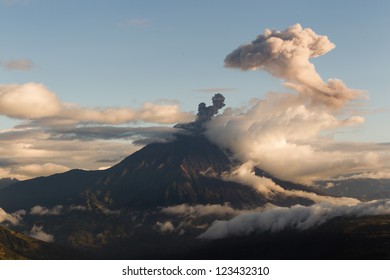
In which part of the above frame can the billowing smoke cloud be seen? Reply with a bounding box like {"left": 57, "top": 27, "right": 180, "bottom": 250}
{"left": 199, "top": 199, "right": 390, "bottom": 239}
{"left": 205, "top": 24, "right": 390, "bottom": 184}
{"left": 224, "top": 24, "right": 364, "bottom": 109}
{"left": 29, "top": 225, "right": 54, "bottom": 242}
{"left": 196, "top": 93, "right": 225, "bottom": 122}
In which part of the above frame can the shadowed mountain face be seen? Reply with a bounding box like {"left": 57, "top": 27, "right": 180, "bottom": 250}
{"left": 0, "top": 134, "right": 316, "bottom": 213}
{"left": 0, "top": 178, "right": 18, "bottom": 190}
{"left": 94, "top": 134, "right": 267, "bottom": 209}
{"left": 0, "top": 135, "right": 256, "bottom": 212}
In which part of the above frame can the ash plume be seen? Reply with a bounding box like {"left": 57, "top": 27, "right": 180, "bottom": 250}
{"left": 224, "top": 24, "right": 364, "bottom": 109}
{"left": 175, "top": 93, "right": 225, "bottom": 132}
{"left": 196, "top": 93, "right": 225, "bottom": 122}
{"left": 203, "top": 24, "right": 390, "bottom": 184}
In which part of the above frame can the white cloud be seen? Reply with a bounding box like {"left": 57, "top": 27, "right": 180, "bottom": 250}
{"left": 224, "top": 24, "right": 364, "bottom": 109}
{"left": 0, "top": 128, "right": 141, "bottom": 180}
{"left": 155, "top": 221, "right": 175, "bottom": 233}
{"left": 29, "top": 225, "right": 54, "bottom": 242}
{"left": 223, "top": 161, "right": 360, "bottom": 205}
{"left": 14, "top": 163, "right": 70, "bottom": 178}
{"left": 205, "top": 24, "right": 390, "bottom": 184}
{"left": 29, "top": 205, "right": 63, "bottom": 216}
{"left": 0, "top": 207, "right": 21, "bottom": 225}
{"left": 162, "top": 203, "right": 249, "bottom": 218}
{"left": 0, "top": 83, "right": 193, "bottom": 124}
{"left": 0, "top": 83, "right": 62, "bottom": 119}
{"left": 69, "top": 205, "right": 87, "bottom": 211}
{"left": 199, "top": 199, "right": 390, "bottom": 239}
{"left": 0, "top": 81, "right": 191, "bottom": 180}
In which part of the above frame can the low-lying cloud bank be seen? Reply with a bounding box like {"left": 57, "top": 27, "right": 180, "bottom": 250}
{"left": 199, "top": 199, "right": 390, "bottom": 239}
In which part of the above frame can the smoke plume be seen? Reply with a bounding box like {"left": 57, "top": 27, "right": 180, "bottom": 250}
{"left": 196, "top": 93, "right": 225, "bottom": 122}
{"left": 204, "top": 24, "right": 389, "bottom": 184}
{"left": 224, "top": 23, "right": 364, "bottom": 109}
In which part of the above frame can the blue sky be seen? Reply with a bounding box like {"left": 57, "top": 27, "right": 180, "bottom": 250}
{"left": 0, "top": 0, "right": 389, "bottom": 179}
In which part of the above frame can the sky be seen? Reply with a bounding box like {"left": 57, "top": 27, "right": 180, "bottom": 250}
{"left": 0, "top": 0, "right": 389, "bottom": 180}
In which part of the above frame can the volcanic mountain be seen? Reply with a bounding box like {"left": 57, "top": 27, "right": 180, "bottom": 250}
{"left": 0, "top": 133, "right": 314, "bottom": 213}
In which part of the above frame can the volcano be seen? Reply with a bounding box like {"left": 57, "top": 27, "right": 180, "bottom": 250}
{"left": 0, "top": 133, "right": 314, "bottom": 212}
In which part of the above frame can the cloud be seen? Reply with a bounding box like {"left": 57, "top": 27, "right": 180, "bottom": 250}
{"left": 2, "top": 59, "right": 34, "bottom": 71}
{"left": 29, "top": 205, "right": 63, "bottom": 216}
{"left": 223, "top": 161, "right": 360, "bottom": 205}
{"left": 204, "top": 24, "right": 390, "bottom": 184}
{"left": 29, "top": 225, "right": 54, "bottom": 242}
{"left": 224, "top": 23, "right": 365, "bottom": 109}
{"left": 155, "top": 221, "right": 175, "bottom": 233}
{"left": 199, "top": 199, "right": 390, "bottom": 239}
{"left": 330, "top": 171, "right": 390, "bottom": 180}
{"left": 0, "top": 82, "right": 193, "bottom": 179}
{"left": 118, "top": 18, "right": 151, "bottom": 28}
{"left": 162, "top": 203, "right": 247, "bottom": 218}
{"left": 69, "top": 205, "right": 87, "bottom": 211}
{"left": 0, "top": 126, "right": 142, "bottom": 179}
{"left": 14, "top": 163, "right": 70, "bottom": 178}
{"left": 0, "top": 83, "right": 62, "bottom": 119}
{"left": 0, "top": 207, "right": 22, "bottom": 224}
{"left": 204, "top": 93, "right": 385, "bottom": 184}
{"left": 0, "top": 83, "right": 193, "bottom": 124}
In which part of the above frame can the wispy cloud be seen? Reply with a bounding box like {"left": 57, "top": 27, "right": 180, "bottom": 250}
{"left": 29, "top": 205, "right": 63, "bottom": 216}
{"left": 194, "top": 88, "right": 237, "bottom": 93}
{"left": 118, "top": 17, "right": 151, "bottom": 28}
{"left": 2, "top": 59, "right": 35, "bottom": 71}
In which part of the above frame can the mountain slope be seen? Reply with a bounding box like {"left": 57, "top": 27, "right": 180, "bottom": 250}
{"left": 0, "top": 134, "right": 311, "bottom": 212}
{"left": 93, "top": 134, "right": 268, "bottom": 209}
{"left": 0, "top": 134, "right": 318, "bottom": 212}
{"left": 0, "top": 226, "right": 75, "bottom": 260}
{"left": 0, "top": 178, "right": 18, "bottom": 190}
